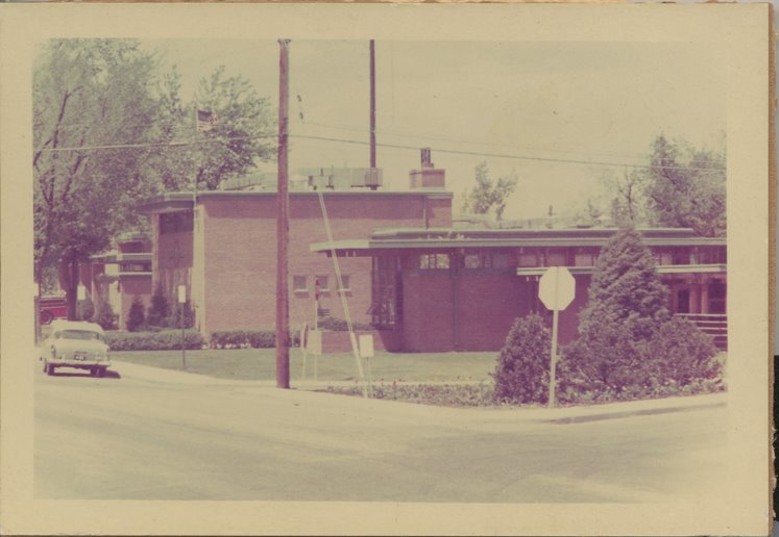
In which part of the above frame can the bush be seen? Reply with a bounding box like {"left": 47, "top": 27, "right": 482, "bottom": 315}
{"left": 558, "top": 317, "right": 724, "bottom": 405}
{"left": 146, "top": 282, "right": 170, "bottom": 328}
{"left": 93, "top": 301, "right": 118, "bottom": 331}
{"left": 492, "top": 314, "right": 551, "bottom": 405}
{"left": 126, "top": 296, "right": 146, "bottom": 332}
{"left": 105, "top": 329, "right": 205, "bottom": 351}
{"left": 166, "top": 300, "right": 195, "bottom": 329}
{"left": 210, "top": 330, "right": 276, "bottom": 349}
{"left": 317, "top": 316, "right": 373, "bottom": 332}
{"left": 639, "top": 316, "right": 721, "bottom": 386}
{"left": 78, "top": 297, "right": 95, "bottom": 322}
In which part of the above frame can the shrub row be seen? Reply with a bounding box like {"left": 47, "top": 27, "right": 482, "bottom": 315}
{"left": 317, "top": 316, "right": 374, "bottom": 332}
{"left": 106, "top": 329, "right": 309, "bottom": 351}
{"left": 105, "top": 330, "right": 205, "bottom": 351}
{"left": 210, "top": 330, "right": 277, "bottom": 349}
{"left": 323, "top": 382, "right": 495, "bottom": 408}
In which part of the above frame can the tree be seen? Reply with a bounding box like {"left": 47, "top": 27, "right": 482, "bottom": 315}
{"left": 146, "top": 282, "right": 170, "bottom": 328}
{"left": 577, "top": 228, "right": 670, "bottom": 342}
{"left": 126, "top": 296, "right": 146, "bottom": 332}
{"left": 492, "top": 314, "right": 551, "bottom": 405}
{"left": 461, "top": 161, "right": 518, "bottom": 221}
{"left": 33, "top": 39, "right": 163, "bottom": 317}
{"left": 562, "top": 228, "right": 670, "bottom": 393}
{"left": 152, "top": 66, "right": 275, "bottom": 192}
{"left": 642, "top": 135, "right": 726, "bottom": 237}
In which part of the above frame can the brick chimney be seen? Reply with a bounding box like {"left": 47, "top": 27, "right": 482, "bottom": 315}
{"left": 409, "top": 148, "right": 445, "bottom": 189}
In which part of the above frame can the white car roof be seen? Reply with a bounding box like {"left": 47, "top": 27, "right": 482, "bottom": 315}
{"left": 50, "top": 320, "right": 104, "bottom": 334}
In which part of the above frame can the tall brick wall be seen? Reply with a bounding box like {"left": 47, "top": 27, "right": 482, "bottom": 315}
{"left": 200, "top": 192, "right": 452, "bottom": 334}
{"left": 400, "top": 271, "right": 454, "bottom": 352}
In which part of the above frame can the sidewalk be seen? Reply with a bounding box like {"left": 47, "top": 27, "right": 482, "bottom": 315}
{"left": 111, "top": 359, "right": 727, "bottom": 424}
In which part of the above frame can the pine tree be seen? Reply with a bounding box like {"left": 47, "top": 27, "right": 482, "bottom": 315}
{"left": 562, "top": 228, "right": 670, "bottom": 393}
{"left": 578, "top": 227, "right": 670, "bottom": 342}
{"left": 146, "top": 282, "right": 170, "bottom": 328}
{"left": 126, "top": 296, "right": 146, "bottom": 332}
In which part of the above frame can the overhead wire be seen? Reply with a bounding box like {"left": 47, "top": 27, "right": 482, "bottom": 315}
{"left": 35, "top": 131, "right": 725, "bottom": 174}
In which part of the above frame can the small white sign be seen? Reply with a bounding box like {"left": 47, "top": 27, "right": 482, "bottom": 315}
{"left": 359, "top": 334, "right": 375, "bottom": 358}
{"left": 177, "top": 284, "right": 186, "bottom": 304}
{"left": 77, "top": 285, "right": 86, "bottom": 301}
{"left": 307, "top": 329, "right": 322, "bottom": 355}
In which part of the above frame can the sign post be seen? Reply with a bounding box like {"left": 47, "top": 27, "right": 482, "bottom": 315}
{"left": 538, "top": 266, "right": 576, "bottom": 408}
{"left": 178, "top": 284, "right": 187, "bottom": 370}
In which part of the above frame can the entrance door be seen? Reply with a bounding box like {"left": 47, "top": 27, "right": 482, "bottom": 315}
{"left": 676, "top": 289, "right": 690, "bottom": 314}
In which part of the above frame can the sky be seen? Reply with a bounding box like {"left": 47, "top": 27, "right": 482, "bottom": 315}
{"left": 141, "top": 38, "right": 726, "bottom": 220}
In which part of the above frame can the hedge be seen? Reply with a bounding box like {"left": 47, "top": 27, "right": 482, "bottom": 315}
{"left": 210, "top": 330, "right": 276, "bottom": 349}
{"left": 105, "top": 330, "right": 205, "bottom": 351}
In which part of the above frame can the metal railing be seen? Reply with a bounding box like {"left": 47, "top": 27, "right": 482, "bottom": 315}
{"left": 675, "top": 313, "right": 727, "bottom": 350}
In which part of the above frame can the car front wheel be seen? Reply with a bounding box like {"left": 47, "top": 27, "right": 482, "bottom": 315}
{"left": 46, "top": 363, "right": 56, "bottom": 376}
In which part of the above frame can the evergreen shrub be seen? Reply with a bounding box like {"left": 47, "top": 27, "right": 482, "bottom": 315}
{"left": 126, "top": 296, "right": 146, "bottom": 332}
{"left": 93, "top": 301, "right": 118, "bottom": 331}
{"left": 492, "top": 313, "right": 551, "bottom": 405}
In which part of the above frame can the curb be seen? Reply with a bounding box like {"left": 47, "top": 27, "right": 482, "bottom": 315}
{"left": 539, "top": 399, "right": 727, "bottom": 424}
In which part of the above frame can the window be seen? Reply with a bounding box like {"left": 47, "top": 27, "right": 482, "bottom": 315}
{"left": 419, "top": 254, "right": 450, "bottom": 270}
{"left": 159, "top": 212, "right": 193, "bottom": 234}
{"left": 518, "top": 252, "right": 538, "bottom": 267}
{"left": 464, "top": 254, "right": 483, "bottom": 269}
{"left": 656, "top": 251, "right": 673, "bottom": 266}
{"left": 120, "top": 262, "right": 151, "bottom": 272}
{"left": 293, "top": 275, "right": 308, "bottom": 293}
{"left": 337, "top": 275, "right": 351, "bottom": 292}
{"left": 545, "top": 250, "right": 567, "bottom": 267}
{"left": 315, "top": 276, "right": 329, "bottom": 291}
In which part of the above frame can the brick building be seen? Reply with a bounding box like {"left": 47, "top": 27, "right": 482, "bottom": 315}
{"left": 313, "top": 227, "right": 727, "bottom": 352}
{"left": 133, "top": 153, "right": 726, "bottom": 352}
{"left": 137, "top": 160, "right": 452, "bottom": 334}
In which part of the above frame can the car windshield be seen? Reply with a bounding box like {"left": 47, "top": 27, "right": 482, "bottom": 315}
{"left": 57, "top": 330, "right": 103, "bottom": 341}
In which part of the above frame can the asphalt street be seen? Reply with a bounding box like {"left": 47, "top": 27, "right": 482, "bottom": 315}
{"left": 35, "top": 361, "right": 728, "bottom": 502}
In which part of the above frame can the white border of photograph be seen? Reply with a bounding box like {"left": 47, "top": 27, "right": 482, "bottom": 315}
{"left": 0, "top": 3, "right": 771, "bottom": 536}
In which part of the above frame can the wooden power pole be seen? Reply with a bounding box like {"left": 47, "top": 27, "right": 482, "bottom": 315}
{"left": 369, "top": 39, "right": 376, "bottom": 169}
{"left": 276, "top": 39, "right": 291, "bottom": 389}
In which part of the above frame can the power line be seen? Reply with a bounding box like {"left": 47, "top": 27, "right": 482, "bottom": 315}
{"left": 291, "top": 133, "right": 725, "bottom": 174}
{"left": 35, "top": 131, "right": 724, "bottom": 174}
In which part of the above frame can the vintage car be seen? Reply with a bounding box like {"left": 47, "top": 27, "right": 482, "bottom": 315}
{"left": 40, "top": 320, "right": 111, "bottom": 377}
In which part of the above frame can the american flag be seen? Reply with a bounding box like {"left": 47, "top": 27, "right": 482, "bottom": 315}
{"left": 197, "top": 109, "right": 217, "bottom": 132}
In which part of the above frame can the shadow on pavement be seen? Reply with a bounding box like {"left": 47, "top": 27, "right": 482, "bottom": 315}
{"left": 46, "top": 369, "right": 122, "bottom": 380}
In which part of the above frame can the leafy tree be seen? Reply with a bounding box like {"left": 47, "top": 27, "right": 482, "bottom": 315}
{"left": 33, "top": 39, "right": 163, "bottom": 318}
{"left": 126, "top": 296, "right": 146, "bottom": 332}
{"left": 146, "top": 282, "right": 171, "bottom": 328}
{"left": 492, "top": 314, "right": 551, "bottom": 405}
{"left": 642, "top": 135, "right": 726, "bottom": 237}
{"left": 461, "top": 161, "right": 518, "bottom": 221}
{"left": 152, "top": 66, "right": 275, "bottom": 192}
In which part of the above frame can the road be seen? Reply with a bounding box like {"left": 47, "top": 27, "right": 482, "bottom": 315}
{"left": 35, "top": 361, "right": 728, "bottom": 502}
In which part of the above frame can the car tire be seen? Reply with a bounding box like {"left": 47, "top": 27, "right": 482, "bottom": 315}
{"left": 46, "top": 364, "right": 56, "bottom": 376}
{"left": 98, "top": 368, "right": 107, "bottom": 378}
{"left": 40, "top": 311, "right": 53, "bottom": 325}
{"left": 89, "top": 367, "right": 97, "bottom": 377}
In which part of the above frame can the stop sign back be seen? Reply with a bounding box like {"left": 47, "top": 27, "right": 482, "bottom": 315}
{"left": 538, "top": 266, "right": 575, "bottom": 311}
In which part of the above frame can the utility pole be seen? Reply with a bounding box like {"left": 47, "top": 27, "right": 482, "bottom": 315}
{"left": 369, "top": 39, "right": 377, "bottom": 170}
{"left": 276, "top": 39, "right": 291, "bottom": 389}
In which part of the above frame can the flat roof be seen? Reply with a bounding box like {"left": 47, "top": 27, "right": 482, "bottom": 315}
{"left": 138, "top": 189, "right": 453, "bottom": 214}
{"left": 310, "top": 228, "right": 726, "bottom": 254}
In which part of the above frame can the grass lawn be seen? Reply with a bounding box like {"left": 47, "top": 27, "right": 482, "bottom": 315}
{"left": 112, "top": 348, "right": 498, "bottom": 383}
